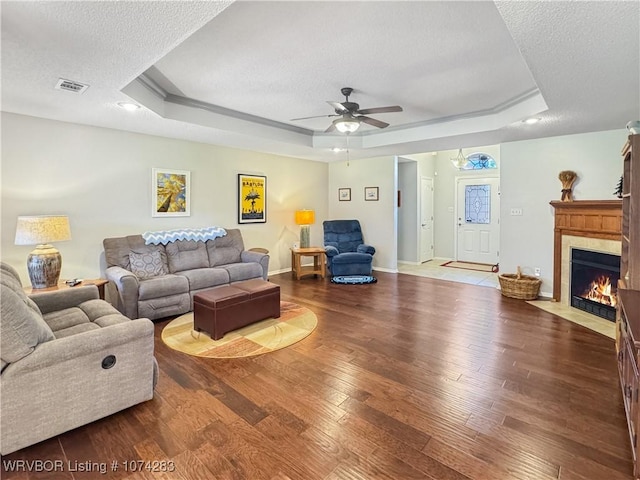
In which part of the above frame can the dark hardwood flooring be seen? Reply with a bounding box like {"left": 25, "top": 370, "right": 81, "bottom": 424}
{"left": 1, "top": 271, "right": 632, "bottom": 479}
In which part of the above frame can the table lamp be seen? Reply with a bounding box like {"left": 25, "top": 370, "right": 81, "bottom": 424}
{"left": 14, "top": 215, "right": 72, "bottom": 288}
{"left": 295, "top": 209, "right": 315, "bottom": 248}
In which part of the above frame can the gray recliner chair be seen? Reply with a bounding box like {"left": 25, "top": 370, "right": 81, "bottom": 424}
{"left": 0, "top": 262, "right": 158, "bottom": 455}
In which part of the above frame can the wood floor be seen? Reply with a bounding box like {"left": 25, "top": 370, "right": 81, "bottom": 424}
{"left": 1, "top": 272, "right": 632, "bottom": 479}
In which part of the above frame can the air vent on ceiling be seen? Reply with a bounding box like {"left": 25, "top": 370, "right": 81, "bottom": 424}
{"left": 54, "top": 78, "right": 89, "bottom": 94}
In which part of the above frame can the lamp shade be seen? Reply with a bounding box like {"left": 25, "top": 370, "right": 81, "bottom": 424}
{"left": 295, "top": 210, "right": 315, "bottom": 226}
{"left": 15, "top": 215, "right": 71, "bottom": 245}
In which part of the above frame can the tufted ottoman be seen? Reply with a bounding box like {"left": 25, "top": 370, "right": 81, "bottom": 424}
{"left": 329, "top": 252, "right": 373, "bottom": 276}
{"left": 193, "top": 279, "right": 280, "bottom": 340}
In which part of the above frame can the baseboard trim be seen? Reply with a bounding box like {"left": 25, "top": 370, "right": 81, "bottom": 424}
{"left": 373, "top": 267, "right": 399, "bottom": 274}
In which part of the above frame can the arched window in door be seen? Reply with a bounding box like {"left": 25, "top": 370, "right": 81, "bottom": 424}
{"left": 460, "top": 152, "right": 497, "bottom": 170}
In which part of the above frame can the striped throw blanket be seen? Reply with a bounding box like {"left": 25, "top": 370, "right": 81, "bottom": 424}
{"left": 142, "top": 227, "right": 227, "bottom": 245}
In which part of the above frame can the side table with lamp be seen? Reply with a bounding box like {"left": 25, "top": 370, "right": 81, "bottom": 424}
{"left": 292, "top": 209, "right": 326, "bottom": 279}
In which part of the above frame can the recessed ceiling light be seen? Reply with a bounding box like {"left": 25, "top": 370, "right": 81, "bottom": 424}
{"left": 117, "top": 102, "right": 141, "bottom": 112}
{"left": 523, "top": 117, "right": 541, "bottom": 125}
{"left": 331, "top": 147, "right": 345, "bottom": 153}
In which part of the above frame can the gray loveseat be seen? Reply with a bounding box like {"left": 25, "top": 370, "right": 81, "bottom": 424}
{"left": 0, "top": 262, "right": 157, "bottom": 455}
{"left": 103, "top": 229, "right": 269, "bottom": 321}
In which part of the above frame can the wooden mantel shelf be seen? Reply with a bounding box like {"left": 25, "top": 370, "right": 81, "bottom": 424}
{"left": 550, "top": 200, "right": 622, "bottom": 301}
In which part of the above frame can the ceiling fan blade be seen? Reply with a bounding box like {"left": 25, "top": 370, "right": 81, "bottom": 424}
{"left": 358, "top": 116, "right": 389, "bottom": 129}
{"left": 290, "top": 113, "right": 338, "bottom": 121}
{"left": 327, "top": 101, "right": 348, "bottom": 113}
{"left": 357, "top": 106, "right": 403, "bottom": 115}
{"left": 324, "top": 123, "right": 337, "bottom": 133}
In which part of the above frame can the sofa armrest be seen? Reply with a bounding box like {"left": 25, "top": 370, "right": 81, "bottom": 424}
{"left": 105, "top": 266, "right": 140, "bottom": 319}
{"left": 2, "top": 318, "right": 154, "bottom": 377}
{"left": 357, "top": 244, "right": 376, "bottom": 255}
{"left": 241, "top": 251, "right": 270, "bottom": 280}
{"left": 325, "top": 245, "right": 340, "bottom": 257}
{"left": 29, "top": 286, "right": 99, "bottom": 315}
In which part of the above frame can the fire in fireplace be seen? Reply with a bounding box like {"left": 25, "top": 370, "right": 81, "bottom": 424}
{"left": 570, "top": 248, "right": 620, "bottom": 321}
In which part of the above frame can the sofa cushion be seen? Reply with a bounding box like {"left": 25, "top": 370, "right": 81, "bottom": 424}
{"left": 0, "top": 278, "right": 55, "bottom": 364}
{"left": 93, "top": 315, "right": 130, "bottom": 328}
{"left": 53, "top": 322, "right": 100, "bottom": 339}
{"left": 129, "top": 249, "right": 168, "bottom": 279}
{"left": 78, "top": 299, "right": 123, "bottom": 321}
{"left": 222, "top": 262, "right": 264, "bottom": 282}
{"left": 165, "top": 240, "right": 209, "bottom": 273}
{"left": 104, "top": 235, "right": 159, "bottom": 270}
{"left": 206, "top": 229, "right": 244, "bottom": 267}
{"left": 42, "top": 307, "right": 90, "bottom": 333}
{"left": 138, "top": 274, "right": 189, "bottom": 301}
{"left": 178, "top": 268, "right": 230, "bottom": 291}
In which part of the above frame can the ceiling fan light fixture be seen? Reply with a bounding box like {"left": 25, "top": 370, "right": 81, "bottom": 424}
{"left": 333, "top": 116, "right": 360, "bottom": 133}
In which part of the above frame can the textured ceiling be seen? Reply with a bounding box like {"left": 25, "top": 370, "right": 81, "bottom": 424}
{"left": 2, "top": 1, "right": 639, "bottom": 162}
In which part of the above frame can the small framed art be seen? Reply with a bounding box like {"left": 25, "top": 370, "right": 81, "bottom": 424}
{"left": 238, "top": 174, "right": 267, "bottom": 223}
{"left": 152, "top": 168, "right": 190, "bottom": 217}
{"left": 338, "top": 188, "right": 351, "bottom": 201}
{"left": 365, "top": 186, "right": 379, "bottom": 201}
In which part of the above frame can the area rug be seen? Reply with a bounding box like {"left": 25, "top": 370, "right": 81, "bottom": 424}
{"left": 440, "top": 260, "right": 498, "bottom": 273}
{"left": 161, "top": 302, "right": 317, "bottom": 359}
{"left": 330, "top": 275, "right": 377, "bottom": 284}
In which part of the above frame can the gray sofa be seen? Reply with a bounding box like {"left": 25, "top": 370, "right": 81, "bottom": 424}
{"left": 0, "top": 262, "right": 157, "bottom": 455}
{"left": 103, "top": 229, "right": 269, "bottom": 320}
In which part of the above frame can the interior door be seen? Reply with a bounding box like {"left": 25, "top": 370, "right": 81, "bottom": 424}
{"left": 456, "top": 177, "right": 500, "bottom": 264}
{"left": 420, "top": 177, "right": 434, "bottom": 262}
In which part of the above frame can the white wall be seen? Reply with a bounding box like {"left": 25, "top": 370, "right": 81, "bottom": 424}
{"left": 1, "top": 113, "right": 328, "bottom": 283}
{"left": 328, "top": 155, "right": 397, "bottom": 272}
{"left": 433, "top": 145, "right": 501, "bottom": 259}
{"left": 500, "top": 129, "right": 628, "bottom": 296}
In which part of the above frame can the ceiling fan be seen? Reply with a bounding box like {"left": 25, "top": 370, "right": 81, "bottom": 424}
{"left": 291, "top": 87, "right": 403, "bottom": 133}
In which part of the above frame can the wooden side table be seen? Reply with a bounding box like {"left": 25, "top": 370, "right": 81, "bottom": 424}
{"left": 24, "top": 278, "right": 109, "bottom": 300}
{"left": 291, "top": 247, "right": 326, "bottom": 280}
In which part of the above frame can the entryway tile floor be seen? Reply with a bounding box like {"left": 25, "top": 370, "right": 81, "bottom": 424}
{"left": 397, "top": 258, "right": 615, "bottom": 339}
{"left": 398, "top": 257, "right": 499, "bottom": 288}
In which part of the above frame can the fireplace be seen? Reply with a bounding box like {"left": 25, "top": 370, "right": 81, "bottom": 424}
{"left": 570, "top": 248, "right": 620, "bottom": 321}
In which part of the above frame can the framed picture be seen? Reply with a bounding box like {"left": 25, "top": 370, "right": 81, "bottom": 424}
{"left": 338, "top": 188, "right": 351, "bottom": 201}
{"left": 365, "top": 186, "right": 379, "bottom": 201}
{"left": 152, "top": 168, "right": 190, "bottom": 217}
{"left": 238, "top": 174, "right": 267, "bottom": 223}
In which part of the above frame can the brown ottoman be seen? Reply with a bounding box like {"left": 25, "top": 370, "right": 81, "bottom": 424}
{"left": 193, "top": 280, "right": 280, "bottom": 340}
{"left": 233, "top": 279, "right": 280, "bottom": 321}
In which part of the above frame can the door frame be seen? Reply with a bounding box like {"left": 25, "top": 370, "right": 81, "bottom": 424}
{"left": 453, "top": 175, "right": 500, "bottom": 263}
{"left": 419, "top": 176, "right": 434, "bottom": 263}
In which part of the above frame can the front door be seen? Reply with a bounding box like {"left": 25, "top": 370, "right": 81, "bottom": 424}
{"left": 420, "top": 177, "right": 434, "bottom": 262}
{"left": 456, "top": 177, "right": 500, "bottom": 264}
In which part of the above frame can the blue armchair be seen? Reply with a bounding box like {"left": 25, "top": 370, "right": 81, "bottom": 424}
{"left": 323, "top": 220, "right": 375, "bottom": 276}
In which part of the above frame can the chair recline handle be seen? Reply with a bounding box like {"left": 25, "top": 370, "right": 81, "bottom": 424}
{"left": 101, "top": 355, "right": 116, "bottom": 369}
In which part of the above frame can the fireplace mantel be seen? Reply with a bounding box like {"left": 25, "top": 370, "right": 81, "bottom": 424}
{"left": 550, "top": 200, "right": 622, "bottom": 301}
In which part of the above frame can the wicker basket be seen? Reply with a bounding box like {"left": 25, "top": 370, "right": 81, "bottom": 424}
{"left": 499, "top": 266, "right": 541, "bottom": 300}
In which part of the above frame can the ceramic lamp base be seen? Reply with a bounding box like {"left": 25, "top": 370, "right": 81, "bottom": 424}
{"left": 27, "top": 244, "right": 62, "bottom": 288}
{"left": 299, "top": 225, "right": 311, "bottom": 248}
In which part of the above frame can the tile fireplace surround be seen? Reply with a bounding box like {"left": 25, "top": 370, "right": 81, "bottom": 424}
{"left": 530, "top": 200, "right": 622, "bottom": 338}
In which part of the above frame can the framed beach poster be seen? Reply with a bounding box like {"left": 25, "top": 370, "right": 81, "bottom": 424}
{"left": 152, "top": 168, "right": 190, "bottom": 217}
{"left": 238, "top": 174, "right": 267, "bottom": 223}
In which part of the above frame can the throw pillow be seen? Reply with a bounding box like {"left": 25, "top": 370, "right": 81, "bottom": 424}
{"left": 129, "top": 250, "right": 168, "bottom": 279}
